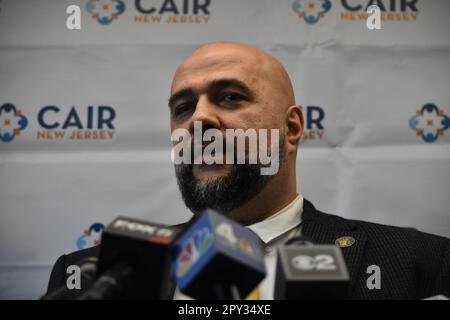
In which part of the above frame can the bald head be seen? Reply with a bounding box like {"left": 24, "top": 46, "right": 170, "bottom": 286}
{"left": 170, "top": 42, "right": 303, "bottom": 223}
{"left": 171, "top": 42, "right": 296, "bottom": 114}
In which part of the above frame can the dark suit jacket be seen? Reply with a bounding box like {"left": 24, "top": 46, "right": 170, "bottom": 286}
{"left": 45, "top": 199, "right": 450, "bottom": 299}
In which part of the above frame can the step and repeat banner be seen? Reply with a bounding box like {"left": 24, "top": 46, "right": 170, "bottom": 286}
{"left": 0, "top": 0, "right": 449, "bottom": 299}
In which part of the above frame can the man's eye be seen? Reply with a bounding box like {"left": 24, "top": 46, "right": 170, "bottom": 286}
{"left": 174, "top": 104, "right": 194, "bottom": 117}
{"left": 220, "top": 93, "right": 245, "bottom": 103}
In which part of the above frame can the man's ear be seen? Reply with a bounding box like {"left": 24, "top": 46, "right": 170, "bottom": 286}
{"left": 285, "top": 105, "right": 304, "bottom": 153}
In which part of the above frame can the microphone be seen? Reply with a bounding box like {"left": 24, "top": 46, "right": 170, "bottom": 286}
{"left": 173, "top": 210, "right": 266, "bottom": 300}
{"left": 77, "top": 262, "right": 136, "bottom": 300}
{"left": 77, "top": 216, "right": 180, "bottom": 300}
{"left": 274, "top": 236, "right": 350, "bottom": 299}
{"left": 41, "top": 257, "right": 98, "bottom": 300}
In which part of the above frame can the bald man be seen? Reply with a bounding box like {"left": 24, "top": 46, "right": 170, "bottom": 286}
{"left": 45, "top": 42, "right": 450, "bottom": 300}
{"left": 169, "top": 42, "right": 302, "bottom": 226}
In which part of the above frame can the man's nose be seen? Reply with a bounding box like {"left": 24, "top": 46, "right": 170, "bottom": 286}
{"left": 189, "top": 95, "right": 221, "bottom": 133}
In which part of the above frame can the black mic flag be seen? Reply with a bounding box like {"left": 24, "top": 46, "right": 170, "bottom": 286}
{"left": 274, "top": 237, "right": 350, "bottom": 299}
{"left": 79, "top": 216, "right": 179, "bottom": 299}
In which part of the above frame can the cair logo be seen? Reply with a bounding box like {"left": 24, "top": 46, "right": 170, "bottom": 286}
{"left": 292, "top": 0, "right": 420, "bottom": 24}
{"left": 1, "top": 104, "right": 117, "bottom": 142}
{"left": 36, "top": 105, "right": 116, "bottom": 141}
{"left": 292, "top": 0, "right": 332, "bottom": 24}
{"left": 0, "top": 103, "right": 28, "bottom": 142}
{"left": 86, "top": 0, "right": 126, "bottom": 25}
{"left": 340, "top": 0, "right": 419, "bottom": 22}
{"left": 409, "top": 103, "right": 450, "bottom": 143}
{"left": 76, "top": 222, "right": 105, "bottom": 249}
{"left": 134, "top": 0, "right": 211, "bottom": 24}
{"left": 176, "top": 228, "right": 213, "bottom": 277}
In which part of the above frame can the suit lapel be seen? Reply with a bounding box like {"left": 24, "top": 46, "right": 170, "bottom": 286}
{"left": 301, "top": 199, "right": 367, "bottom": 295}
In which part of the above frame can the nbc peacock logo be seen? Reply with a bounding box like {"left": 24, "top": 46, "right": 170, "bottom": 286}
{"left": 176, "top": 227, "right": 213, "bottom": 277}
{"left": 0, "top": 103, "right": 28, "bottom": 142}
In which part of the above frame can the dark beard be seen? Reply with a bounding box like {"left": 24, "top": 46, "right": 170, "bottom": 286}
{"left": 174, "top": 136, "right": 284, "bottom": 216}
{"left": 175, "top": 163, "right": 271, "bottom": 215}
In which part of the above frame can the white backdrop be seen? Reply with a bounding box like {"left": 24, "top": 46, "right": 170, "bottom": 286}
{"left": 0, "top": 0, "right": 449, "bottom": 299}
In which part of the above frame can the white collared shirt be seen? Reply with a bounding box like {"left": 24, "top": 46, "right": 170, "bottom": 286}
{"left": 247, "top": 194, "right": 304, "bottom": 299}
{"left": 173, "top": 194, "right": 304, "bottom": 300}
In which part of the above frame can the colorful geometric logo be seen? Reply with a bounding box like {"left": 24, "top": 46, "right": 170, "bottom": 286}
{"left": 76, "top": 222, "right": 105, "bottom": 249}
{"left": 409, "top": 103, "right": 450, "bottom": 143}
{"left": 292, "top": 0, "right": 332, "bottom": 24}
{"left": 0, "top": 103, "right": 28, "bottom": 142}
{"left": 176, "top": 228, "right": 213, "bottom": 277}
{"left": 86, "top": 0, "right": 126, "bottom": 25}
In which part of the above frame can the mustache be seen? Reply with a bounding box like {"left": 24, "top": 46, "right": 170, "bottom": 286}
{"left": 171, "top": 126, "right": 283, "bottom": 175}
{"left": 179, "top": 137, "right": 248, "bottom": 165}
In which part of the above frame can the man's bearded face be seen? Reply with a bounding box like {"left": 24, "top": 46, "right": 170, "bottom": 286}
{"left": 174, "top": 134, "right": 284, "bottom": 215}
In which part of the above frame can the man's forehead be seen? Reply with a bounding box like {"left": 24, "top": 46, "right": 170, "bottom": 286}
{"left": 181, "top": 43, "right": 266, "bottom": 68}
{"left": 171, "top": 52, "right": 263, "bottom": 93}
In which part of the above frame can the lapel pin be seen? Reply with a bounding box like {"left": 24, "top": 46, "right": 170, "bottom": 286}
{"left": 335, "top": 236, "right": 355, "bottom": 248}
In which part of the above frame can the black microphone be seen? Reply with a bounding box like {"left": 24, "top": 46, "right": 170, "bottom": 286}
{"left": 173, "top": 210, "right": 266, "bottom": 300}
{"left": 77, "top": 262, "right": 136, "bottom": 300}
{"left": 77, "top": 216, "right": 180, "bottom": 300}
{"left": 41, "top": 257, "right": 98, "bottom": 300}
{"left": 274, "top": 236, "right": 350, "bottom": 299}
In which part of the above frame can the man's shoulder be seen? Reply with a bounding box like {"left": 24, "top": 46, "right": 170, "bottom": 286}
{"left": 304, "top": 199, "right": 449, "bottom": 245}
{"left": 304, "top": 201, "right": 450, "bottom": 298}
{"left": 311, "top": 203, "right": 450, "bottom": 273}
{"left": 45, "top": 245, "right": 101, "bottom": 295}
{"left": 350, "top": 216, "right": 448, "bottom": 243}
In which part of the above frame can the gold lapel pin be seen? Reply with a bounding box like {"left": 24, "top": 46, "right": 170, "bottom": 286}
{"left": 335, "top": 236, "right": 355, "bottom": 248}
